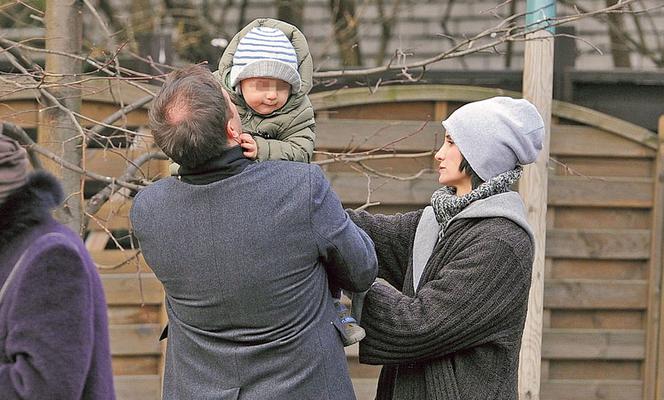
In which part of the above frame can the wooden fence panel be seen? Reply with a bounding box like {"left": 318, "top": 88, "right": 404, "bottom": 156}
{"left": 553, "top": 208, "right": 651, "bottom": 230}
{"left": 114, "top": 376, "right": 161, "bottom": 400}
{"left": 548, "top": 176, "right": 653, "bottom": 208}
{"left": 548, "top": 360, "right": 642, "bottom": 380}
{"left": 542, "top": 329, "right": 644, "bottom": 360}
{"left": 552, "top": 156, "right": 654, "bottom": 178}
{"left": 86, "top": 148, "right": 164, "bottom": 180}
{"left": 541, "top": 380, "right": 642, "bottom": 400}
{"left": 92, "top": 250, "right": 151, "bottom": 274}
{"left": 323, "top": 101, "right": 435, "bottom": 121}
{"left": 101, "top": 274, "right": 163, "bottom": 305}
{"left": 647, "top": 115, "right": 664, "bottom": 399}
{"left": 5, "top": 82, "right": 660, "bottom": 399}
{"left": 550, "top": 310, "right": 644, "bottom": 330}
{"left": 108, "top": 305, "right": 161, "bottom": 325}
{"left": 545, "top": 229, "right": 651, "bottom": 260}
{"left": 544, "top": 280, "right": 648, "bottom": 310}
{"left": 551, "top": 259, "right": 647, "bottom": 280}
{"left": 109, "top": 324, "right": 162, "bottom": 356}
{"left": 315, "top": 119, "right": 440, "bottom": 152}
{"left": 550, "top": 126, "right": 656, "bottom": 158}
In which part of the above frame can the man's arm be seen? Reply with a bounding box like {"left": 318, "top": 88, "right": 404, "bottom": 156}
{"left": 308, "top": 165, "right": 377, "bottom": 292}
{"left": 253, "top": 125, "right": 315, "bottom": 162}
{"left": 254, "top": 99, "right": 316, "bottom": 162}
{"left": 347, "top": 209, "right": 421, "bottom": 291}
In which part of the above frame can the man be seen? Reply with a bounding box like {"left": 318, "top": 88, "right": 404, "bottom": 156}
{"left": 130, "top": 65, "right": 377, "bottom": 400}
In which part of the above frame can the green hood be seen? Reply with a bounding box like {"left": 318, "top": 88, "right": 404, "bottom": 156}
{"left": 215, "top": 18, "right": 313, "bottom": 115}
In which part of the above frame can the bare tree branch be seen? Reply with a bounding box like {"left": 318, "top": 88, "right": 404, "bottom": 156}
{"left": 559, "top": 0, "right": 664, "bottom": 67}
{"left": 0, "top": 37, "right": 161, "bottom": 93}
{"left": 314, "top": 150, "right": 435, "bottom": 166}
{"left": 88, "top": 94, "right": 153, "bottom": 138}
{"left": 86, "top": 150, "right": 168, "bottom": 215}
{"left": 314, "top": 0, "right": 644, "bottom": 78}
{"left": 357, "top": 161, "right": 431, "bottom": 181}
{"left": 1, "top": 122, "right": 43, "bottom": 169}
{"left": 2, "top": 121, "right": 149, "bottom": 191}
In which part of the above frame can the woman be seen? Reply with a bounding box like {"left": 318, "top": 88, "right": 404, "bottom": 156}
{"left": 349, "top": 96, "right": 544, "bottom": 399}
{"left": 0, "top": 134, "right": 115, "bottom": 399}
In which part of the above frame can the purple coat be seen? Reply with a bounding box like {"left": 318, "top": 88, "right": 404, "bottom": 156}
{"left": 0, "top": 173, "right": 115, "bottom": 399}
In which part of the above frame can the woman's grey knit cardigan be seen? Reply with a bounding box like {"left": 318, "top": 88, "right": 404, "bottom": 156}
{"left": 348, "top": 209, "right": 534, "bottom": 400}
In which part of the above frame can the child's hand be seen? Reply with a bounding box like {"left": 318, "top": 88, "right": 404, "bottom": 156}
{"left": 239, "top": 133, "right": 258, "bottom": 159}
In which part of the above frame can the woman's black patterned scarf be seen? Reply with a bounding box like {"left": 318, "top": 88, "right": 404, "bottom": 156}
{"left": 431, "top": 166, "right": 523, "bottom": 237}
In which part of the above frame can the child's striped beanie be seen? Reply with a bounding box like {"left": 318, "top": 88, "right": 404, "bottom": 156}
{"left": 230, "top": 26, "right": 301, "bottom": 93}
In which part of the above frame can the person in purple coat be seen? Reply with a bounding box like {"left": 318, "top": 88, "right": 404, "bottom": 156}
{"left": 0, "top": 133, "right": 115, "bottom": 399}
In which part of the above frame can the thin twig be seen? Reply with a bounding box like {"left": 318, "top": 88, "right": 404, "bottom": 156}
{"left": 313, "top": 0, "right": 641, "bottom": 79}
{"left": 314, "top": 150, "right": 435, "bottom": 166}
{"left": 549, "top": 157, "right": 608, "bottom": 181}
{"left": 95, "top": 249, "right": 143, "bottom": 270}
{"left": 357, "top": 162, "right": 432, "bottom": 181}
{"left": 1, "top": 122, "right": 43, "bottom": 169}
{"left": 86, "top": 151, "right": 168, "bottom": 215}
{"left": 88, "top": 95, "right": 154, "bottom": 137}
{"left": 3, "top": 121, "right": 147, "bottom": 191}
{"left": 82, "top": 0, "right": 112, "bottom": 37}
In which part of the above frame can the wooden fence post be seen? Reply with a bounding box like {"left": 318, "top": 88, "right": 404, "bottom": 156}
{"left": 518, "top": 1, "right": 555, "bottom": 399}
{"left": 651, "top": 115, "right": 664, "bottom": 400}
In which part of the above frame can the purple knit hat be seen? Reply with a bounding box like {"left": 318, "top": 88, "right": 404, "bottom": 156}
{"left": 0, "top": 134, "right": 30, "bottom": 203}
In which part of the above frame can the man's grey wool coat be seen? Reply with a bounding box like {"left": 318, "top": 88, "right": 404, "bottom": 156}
{"left": 131, "top": 161, "right": 378, "bottom": 400}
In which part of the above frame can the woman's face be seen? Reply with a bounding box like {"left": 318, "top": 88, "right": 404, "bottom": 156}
{"left": 434, "top": 133, "right": 472, "bottom": 195}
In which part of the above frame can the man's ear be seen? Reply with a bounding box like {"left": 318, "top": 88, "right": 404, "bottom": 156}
{"left": 226, "top": 119, "right": 240, "bottom": 140}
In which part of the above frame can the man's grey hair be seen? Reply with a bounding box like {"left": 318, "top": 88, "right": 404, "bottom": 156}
{"left": 148, "top": 65, "right": 231, "bottom": 168}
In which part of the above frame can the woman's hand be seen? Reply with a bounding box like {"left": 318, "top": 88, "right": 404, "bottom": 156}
{"left": 372, "top": 277, "right": 398, "bottom": 291}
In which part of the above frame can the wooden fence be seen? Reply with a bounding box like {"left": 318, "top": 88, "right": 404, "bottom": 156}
{"left": 1, "top": 79, "right": 662, "bottom": 400}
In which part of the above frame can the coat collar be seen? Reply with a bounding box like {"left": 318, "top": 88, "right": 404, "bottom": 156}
{"left": 177, "top": 146, "right": 253, "bottom": 185}
{"left": 0, "top": 171, "right": 63, "bottom": 254}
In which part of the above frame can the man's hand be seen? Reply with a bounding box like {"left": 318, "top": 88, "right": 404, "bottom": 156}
{"left": 239, "top": 133, "right": 258, "bottom": 159}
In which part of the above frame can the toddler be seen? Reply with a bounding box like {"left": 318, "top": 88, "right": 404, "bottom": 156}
{"left": 214, "top": 18, "right": 364, "bottom": 346}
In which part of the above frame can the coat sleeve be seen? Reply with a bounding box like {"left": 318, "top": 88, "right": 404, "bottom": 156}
{"left": 0, "top": 244, "right": 96, "bottom": 399}
{"left": 308, "top": 165, "right": 378, "bottom": 292}
{"left": 346, "top": 209, "right": 421, "bottom": 290}
{"left": 254, "top": 126, "right": 315, "bottom": 163}
{"left": 254, "top": 102, "right": 316, "bottom": 163}
{"left": 358, "top": 228, "right": 533, "bottom": 365}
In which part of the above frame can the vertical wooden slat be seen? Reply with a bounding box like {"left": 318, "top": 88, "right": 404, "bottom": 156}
{"left": 519, "top": 27, "right": 555, "bottom": 400}
{"left": 85, "top": 231, "right": 111, "bottom": 251}
{"left": 541, "top": 207, "right": 555, "bottom": 385}
{"left": 433, "top": 101, "right": 448, "bottom": 123}
{"left": 651, "top": 115, "right": 664, "bottom": 400}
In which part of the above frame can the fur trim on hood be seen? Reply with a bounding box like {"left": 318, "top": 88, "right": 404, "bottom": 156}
{"left": 215, "top": 18, "right": 313, "bottom": 113}
{"left": 0, "top": 171, "right": 63, "bottom": 253}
